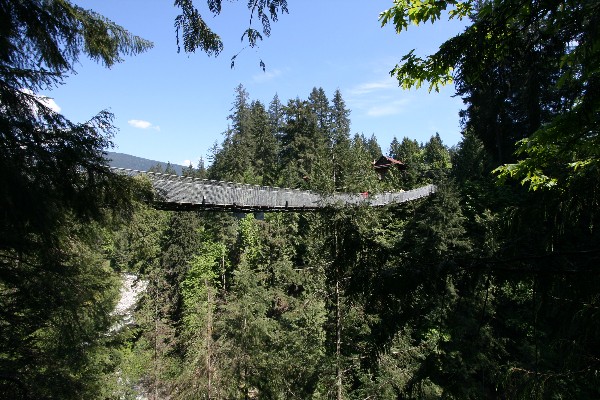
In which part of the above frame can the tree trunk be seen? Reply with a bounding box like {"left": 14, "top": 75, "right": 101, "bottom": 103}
{"left": 336, "top": 275, "right": 342, "bottom": 400}
{"left": 335, "top": 229, "right": 343, "bottom": 400}
{"left": 206, "top": 278, "right": 213, "bottom": 399}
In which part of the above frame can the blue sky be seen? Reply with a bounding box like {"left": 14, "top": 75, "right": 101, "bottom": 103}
{"left": 47, "top": 1, "right": 467, "bottom": 167}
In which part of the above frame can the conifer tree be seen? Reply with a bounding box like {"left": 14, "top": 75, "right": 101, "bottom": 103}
{"left": 177, "top": 230, "right": 226, "bottom": 399}
{"left": 1, "top": 0, "right": 152, "bottom": 254}
{"left": 388, "top": 136, "right": 424, "bottom": 189}
{"left": 365, "top": 134, "right": 382, "bottom": 160}
{"left": 248, "top": 100, "right": 279, "bottom": 185}
{"left": 133, "top": 211, "right": 204, "bottom": 397}
{"left": 0, "top": 217, "right": 125, "bottom": 399}
{"left": 279, "top": 98, "right": 327, "bottom": 189}
{"left": 196, "top": 157, "right": 208, "bottom": 179}
{"left": 0, "top": 2, "right": 152, "bottom": 397}
{"left": 340, "top": 134, "right": 380, "bottom": 193}
{"left": 210, "top": 85, "right": 256, "bottom": 182}
{"left": 329, "top": 89, "right": 352, "bottom": 191}
{"left": 424, "top": 133, "right": 451, "bottom": 169}
{"left": 308, "top": 87, "right": 331, "bottom": 135}
{"left": 268, "top": 93, "right": 285, "bottom": 142}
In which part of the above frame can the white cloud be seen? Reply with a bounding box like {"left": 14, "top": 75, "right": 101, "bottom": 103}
{"left": 346, "top": 76, "right": 410, "bottom": 118}
{"left": 21, "top": 89, "right": 61, "bottom": 113}
{"left": 181, "top": 157, "right": 206, "bottom": 168}
{"left": 347, "top": 79, "right": 397, "bottom": 96}
{"left": 128, "top": 119, "right": 160, "bottom": 131}
{"left": 366, "top": 99, "right": 410, "bottom": 117}
{"left": 41, "top": 97, "right": 61, "bottom": 113}
{"left": 252, "top": 68, "right": 282, "bottom": 83}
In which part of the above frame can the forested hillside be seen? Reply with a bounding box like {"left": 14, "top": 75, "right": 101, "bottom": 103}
{"left": 102, "top": 85, "right": 459, "bottom": 399}
{"left": 103, "top": 84, "right": 598, "bottom": 399}
{"left": 1, "top": 0, "right": 599, "bottom": 399}
{"left": 106, "top": 152, "right": 187, "bottom": 176}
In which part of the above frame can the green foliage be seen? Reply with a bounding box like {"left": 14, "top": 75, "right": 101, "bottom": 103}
{"left": 382, "top": 0, "right": 600, "bottom": 192}
{"left": 380, "top": 0, "right": 475, "bottom": 33}
{"left": 424, "top": 133, "right": 451, "bottom": 170}
{"left": 0, "top": 2, "right": 153, "bottom": 397}
{"left": 109, "top": 199, "right": 168, "bottom": 274}
{"left": 340, "top": 134, "right": 381, "bottom": 193}
{"left": 386, "top": 133, "right": 453, "bottom": 189}
{"left": 176, "top": 232, "right": 225, "bottom": 399}
{"left": 492, "top": 0, "right": 600, "bottom": 190}
{"left": 182, "top": 241, "right": 222, "bottom": 320}
{"left": 213, "top": 214, "right": 327, "bottom": 399}
{"left": 209, "top": 86, "right": 388, "bottom": 194}
{"left": 7, "top": 1, "right": 596, "bottom": 397}
{"left": 375, "top": 4, "right": 600, "bottom": 394}
{"left": 0, "top": 218, "right": 123, "bottom": 399}
{"left": 1, "top": 1, "right": 151, "bottom": 237}
{"left": 174, "top": 0, "right": 224, "bottom": 55}
{"left": 389, "top": 136, "right": 425, "bottom": 188}
{"left": 238, "top": 214, "right": 261, "bottom": 262}
{"left": 1, "top": 0, "right": 152, "bottom": 84}
{"left": 451, "top": 129, "right": 490, "bottom": 184}
{"left": 210, "top": 85, "right": 281, "bottom": 185}
{"left": 279, "top": 97, "right": 327, "bottom": 189}
{"left": 379, "top": 0, "right": 472, "bottom": 91}
{"left": 102, "top": 69, "right": 598, "bottom": 400}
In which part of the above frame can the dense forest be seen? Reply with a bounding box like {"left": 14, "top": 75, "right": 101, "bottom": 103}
{"left": 1, "top": 0, "right": 599, "bottom": 399}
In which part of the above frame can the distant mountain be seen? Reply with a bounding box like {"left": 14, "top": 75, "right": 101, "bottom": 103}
{"left": 105, "top": 151, "right": 186, "bottom": 175}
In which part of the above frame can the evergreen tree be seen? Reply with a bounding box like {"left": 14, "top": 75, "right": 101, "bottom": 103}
{"left": 365, "top": 134, "right": 382, "bottom": 160}
{"left": 308, "top": 87, "right": 331, "bottom": 136}
{"left": 248, "top": 100, "right": 279, "bottom": 185}
{"left": 307, "top": 88, "right": 336, "bottom": 192}
{"left": 177, "top": 230, "right": 226, "bottom": 399}
{"left": 329, "top": 89, "right": 351, "bottom": 148}
{"left": 319, "top": 208, "right": 383, "bottom": 399}
{"left": 0, "top": 217, "right": 125, "bottom": 399}
{"left": 279, "top": 98, "right": 328, "bottom": 190}
{"left": 268, "top": 93, "right": 285, "bottom": 143}
{"left": 1, "top": 1, "right": 151, "bottom": 255}
{"left": 340, "top": 134, "right": 381, "bottom": 193}
{"left": 379, "top": 2, "right": 600, "bottom": 394}
{"left": 366, "top": 183, "right": 475, "bottom": 398}
{"left": 134, "top": 211, "right": 204, "bottom": 397}
{"left": 381, "top": 0, "right": 599, "bottom": 192}
{"left": 451, "top": 129, "right": 490, "bottom": 185}
{"left": 209, "top": 85, "right": 256, "bottom": 182}
{"left": 0, "top": 2, "right": 151, "bottom": 397}
{"left": 109, "top": 198, "right": 168, "bottom": 275}
{"left": 423, "top": 133, "right": 451, "bottom": 181}
{"left": 389, "top": 136, "right": 425, "bottom": 189}
{"left": 196, "top": 157, "right": 208, "bottom": 179}
{"left": 329, "top": 89, "right": 352, "bottom": 191}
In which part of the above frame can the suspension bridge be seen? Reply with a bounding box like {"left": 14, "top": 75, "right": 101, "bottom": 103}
{"left": 111, "top": 168, "right": 436, "bottom": 212}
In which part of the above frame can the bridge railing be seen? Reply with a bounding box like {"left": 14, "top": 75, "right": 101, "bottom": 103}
{"left": 110, "top": 168, "right": 435, "bottom": 210}
{"left": 111, "top": 168, "right": 324, "bottom": 209}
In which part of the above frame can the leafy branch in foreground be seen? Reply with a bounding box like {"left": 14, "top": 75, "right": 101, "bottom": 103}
{"left": 381, "top": 0, "right": 599, "bottom": 191}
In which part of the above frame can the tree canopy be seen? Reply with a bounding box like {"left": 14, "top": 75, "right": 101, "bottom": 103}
{"left": 1, "top": 1, "right": 152, "bottom": 397}
{"left": 3, "top": 1, "right": 600, "bottom": 398}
